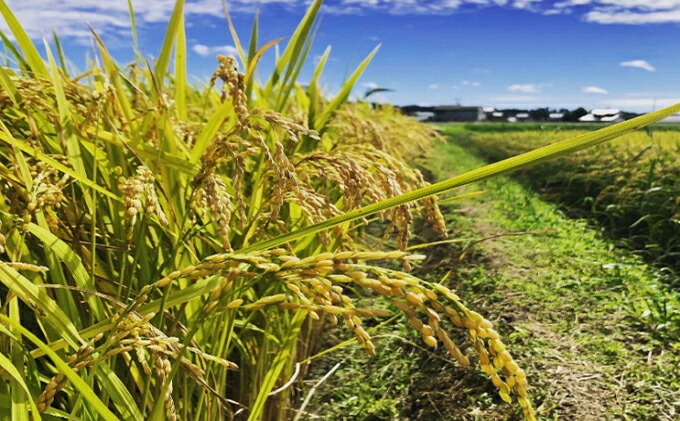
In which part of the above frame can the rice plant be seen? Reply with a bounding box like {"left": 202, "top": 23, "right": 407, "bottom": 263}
{"left": 1, "top": 1, "right": 679, "bottom": 420}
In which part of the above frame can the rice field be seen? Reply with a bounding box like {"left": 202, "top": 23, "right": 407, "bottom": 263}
{"left": 443, "top": 125, "right": 680, "bottom": 282}
{"left": 1, "top": 1, "right": 680, "bottom": 420}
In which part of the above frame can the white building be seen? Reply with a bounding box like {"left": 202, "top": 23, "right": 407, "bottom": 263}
{"left": 579, "top": 109, "right": 624, "bottom": 123}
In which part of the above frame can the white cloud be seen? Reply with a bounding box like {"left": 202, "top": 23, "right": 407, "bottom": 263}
{"left": 513, "top": 0, "right": 542, "bottom": 10}
{"left": 586, "top": 9, "right": 680, "bottom": 24}
{"left": 507, "top": 83, "right": 544, "bottom": 93}
{"left": 4, "top": 0, "right": 680, "bottom": 47}
{"left": 428, "top": 84, "right": 440, "bottom": 90}
{"left": 0, "top": 1, "right": 298, "bottom": 42}
{"left": 620, "top": 60, "right": 656, "bottom": 72}
{"left": 582, "top": 86, "right": 608, "bottom": 94}
{"left": 554, "top": 1, "right": 680, "bottom": 24}
{"left": 462, "top": 80, "right": 481, "bottom": 87}
{"left": 335, "top": 0, "right": 516, "bottom": 15}
{"left": 0, "top": 0, "right": 560, "bottom": 44}
{"left": 192, "top": 44, "right": 239, "bottom": 57}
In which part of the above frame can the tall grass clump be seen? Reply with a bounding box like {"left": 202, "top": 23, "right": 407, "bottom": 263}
{"left": 1, "top": 1, "right": 680, "bottom": 420}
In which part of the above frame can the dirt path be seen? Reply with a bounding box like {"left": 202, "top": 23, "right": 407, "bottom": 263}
{"left": 458, "top": 205, "right": 624, "bottom": 420}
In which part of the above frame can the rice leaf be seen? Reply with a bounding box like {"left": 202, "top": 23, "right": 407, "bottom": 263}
{"left": 0, "top": 0, "right": 47, "bottom": 75}
{"left": 0, "top": 315, "right": 119, "bottom": 421}
{"left": 25, "top": 223, "right": 106, "bottom": 319}
{"left": 190, "top": 99, "right": 238, "bottom": 164}
{"left": 0, "top": 122, "right": 121, "bottom": 201}
{"left": 127, "top": 0, "right": 139, "bottom": 52}
{"left": 153, "top": 0, "right": 185, "bottom": 91}
{"left": 244, "top": 37, "right": 284, "bottom": 86}
{"left": 0, "top": 30, "right": 29, "bottom": 71}
{"left": 247, "top": 311, "right": 307, "bottom": 420}
{"left": 0, "top": 64, "right": 19, "bottom": 105}
{"left": 221, "top": 0, "right": 247, "bottom": 65}
{"left": 266, "top": 0, "right": 323, "bottom": 90}
{"left": 9, "top": 298, "right": 33, "bottom": 421}
{"left": 0, "top": 263, "right": 82, "bottom": 349}
{"left": 52, "top": 31, "right": 69, "bottom": 76}
{"left": 175, "top": 12, "right": 187, "bottom": 120}
{"left": 313, "top": 44, "right": 380, "bottom": 130}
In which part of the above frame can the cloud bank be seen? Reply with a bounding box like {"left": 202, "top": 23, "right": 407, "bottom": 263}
{"left": 4, "top": 0, "right": 680, "bottom": 44}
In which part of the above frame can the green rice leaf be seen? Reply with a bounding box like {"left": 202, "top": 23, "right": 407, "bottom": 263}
{"left": 154, "top": 0, "right": 185, "bottom": 90}
{"left": 0, "top": 350, "right": 41, "bottom": 419}
{"left": 25, "top": 223, "right": 106, "bottom": 319}
{"left": 222, "top": 0, "right": 247, "bottom": 65}
{"left": 313, "top": 44, "right": 380, "bottom": 130}
{"left": 247, "top": 311, "right": 307, "bottom": 420}
{"left": 0, "top": 263, "right": 82, "bottom": 349}
{"left": 127, "top": 0, "right": 139, "bottom": 52}
{"left": 0, "top": 122, "right": 121, "bottom": 202}
{"left": 266, "top": 0, "right": 323, "bottom": 90}
{"left": 0, "top": 64, "right": 19, "bottom": 105}
{"left": 0, "top": 0, "right": 47, "bottom": 75}
{"left": 0, "top": 314, "right": 119, "bottom": 421}
{"left": 190, "top": 99, "right": 238, "bottom": 164}
{"left": 52, "top": 31, "right": 69, "bottom": 76}
{"left": 174, "top": 12, "right": 187, "bottom": 120}
{"left": 0, "top": 30, "right": 29, "bottom": 71}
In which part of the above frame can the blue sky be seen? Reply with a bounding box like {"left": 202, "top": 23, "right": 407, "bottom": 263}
{"left": 2, "top": 0, "right": 680, "bottom": 112}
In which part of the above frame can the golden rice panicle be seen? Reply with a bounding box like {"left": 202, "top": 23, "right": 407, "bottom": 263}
{"left": 457, "top": 307, "right": 536, "bottom": 420}
{"left": 154, "top": 353, "right": 177, "bottom": 421}
{"left": 344, "top": 313, "right": 376, "bottom": 356}
{"left": 37, "top": 333, "right": 103, "bottom": 412}
{"left": 260, "top": 110, "right": 319, "bottom": 143}
{"left": 118, "top": 166, "right": 168, "bottom": 227}
{"left": 210, "top": 55, "right": 248, "bottom": 124}
{"left": 20, "top": 158, "right": 70, "bottom": 231}
{"left": 197, "top": 174, "right": 234, "bottom": 251}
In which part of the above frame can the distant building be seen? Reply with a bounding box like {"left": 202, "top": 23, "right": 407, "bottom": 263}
{"left": 484, "top": 107, "right": 507, "bottom": 121}
{"left": 483, "top": 107, "right": 496, "bottom": 120}
{"left": 431, "top": 106, "right": 486, "bottom": 122}
{"left": 549, "top": 113, "right": 564, "bottom": 121}
{"left": 412, "top": 111, "right": 435, "bottom": 121}
{"left": 579, "top": 109, "right": 625, "bottom": 123}
{"left": 515, "top": 112, "right": 530, "bottom": 121}
{"left": 398, "top": 105, "right": 435, "bottom": 121}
